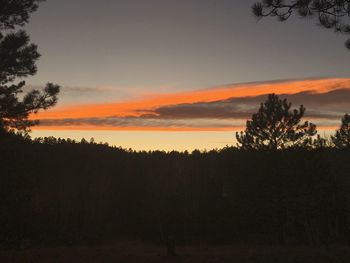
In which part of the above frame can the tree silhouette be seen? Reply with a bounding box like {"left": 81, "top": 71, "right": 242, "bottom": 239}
{"left": 332, "top": 114, "right": 350, "bottom": 148}
{"left": 0, "top": 0, "right": 59, "bottom": 133}
{"left": 312, "top": 134, "right": 333, "bottom": 148}
{"left": 252, "top": 0, "right": 350, "bottom": 49}
{"left": 236, "top": 94, "right": 317, "bottom": 150}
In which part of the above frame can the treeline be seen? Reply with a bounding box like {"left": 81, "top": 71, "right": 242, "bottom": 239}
{"left": 1, "top": 132, "right": 350, "bottom": 248}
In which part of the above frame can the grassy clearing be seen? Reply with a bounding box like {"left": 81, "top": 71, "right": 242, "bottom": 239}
{"left": 0, "top": 241, "right": 350, "bottom": 263}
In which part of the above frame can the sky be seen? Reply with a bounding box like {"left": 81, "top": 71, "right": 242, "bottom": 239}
{"left": 25, "top": 0, "right": 350, "bottom": 151}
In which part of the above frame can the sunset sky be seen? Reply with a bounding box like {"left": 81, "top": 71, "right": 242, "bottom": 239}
{"left": 26, "top": 0, "right": 350, "bottom": 151}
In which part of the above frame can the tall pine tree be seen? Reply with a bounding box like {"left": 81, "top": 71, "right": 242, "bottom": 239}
{"left": 0, "top": 0, "right": 59, "bottom": 134}
{"left": 236, "top": 94, "right": 317, "bottom": 150}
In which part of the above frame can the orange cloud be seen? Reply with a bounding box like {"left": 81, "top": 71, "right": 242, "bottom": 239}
{"left": 32, "top": 125, "right": 240, "bottom": 132}
{"left": 32, "top": 78, "right": 350, "bottom": 131}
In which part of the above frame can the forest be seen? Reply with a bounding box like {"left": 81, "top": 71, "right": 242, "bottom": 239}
{"left": 2, "top": 127, "right": 350, "bottom": 250}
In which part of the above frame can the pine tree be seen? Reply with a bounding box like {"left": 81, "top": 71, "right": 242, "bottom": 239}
{"left": 236, "top": 94, "right": 317, "bottom": 150}
{"left": 0, "top": 0, "right": 59, "bottom": 133}
{"left": 332, "top": 114, "right": 350, "bottom": 148}
{"left": 252, "top": 0, "right": 350, "bottom": 49}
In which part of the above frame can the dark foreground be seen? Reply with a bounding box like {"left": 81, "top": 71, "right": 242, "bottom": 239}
{"left": 1, "top": 241, "right": 350, "bottom": 263}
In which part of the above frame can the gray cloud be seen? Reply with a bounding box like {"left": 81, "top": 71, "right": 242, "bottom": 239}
{"left": 24, "top": 85, "right": 140, "bottom": 105}
{"left": 143, "top": 101, "right": 254, "bottom": 119}
{"left": 142, "top": 89, "right": 350, "bottom": 120}
{"left": 38, "top": 117, "right": 243, "bottom": 129}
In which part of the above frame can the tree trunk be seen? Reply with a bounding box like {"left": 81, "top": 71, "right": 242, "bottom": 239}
{"left": 166, "top": 235, "right": 176, "bottom": 257}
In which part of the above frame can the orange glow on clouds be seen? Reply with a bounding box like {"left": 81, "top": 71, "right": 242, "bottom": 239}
{"left": 32, "top": 125, "right": 241, "bottom": 132}
{"left": 32, "top": 78, "right": 350, "bottom": 131}
{"left": 32, "top": 125, "right": 339, "bottom": 132}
